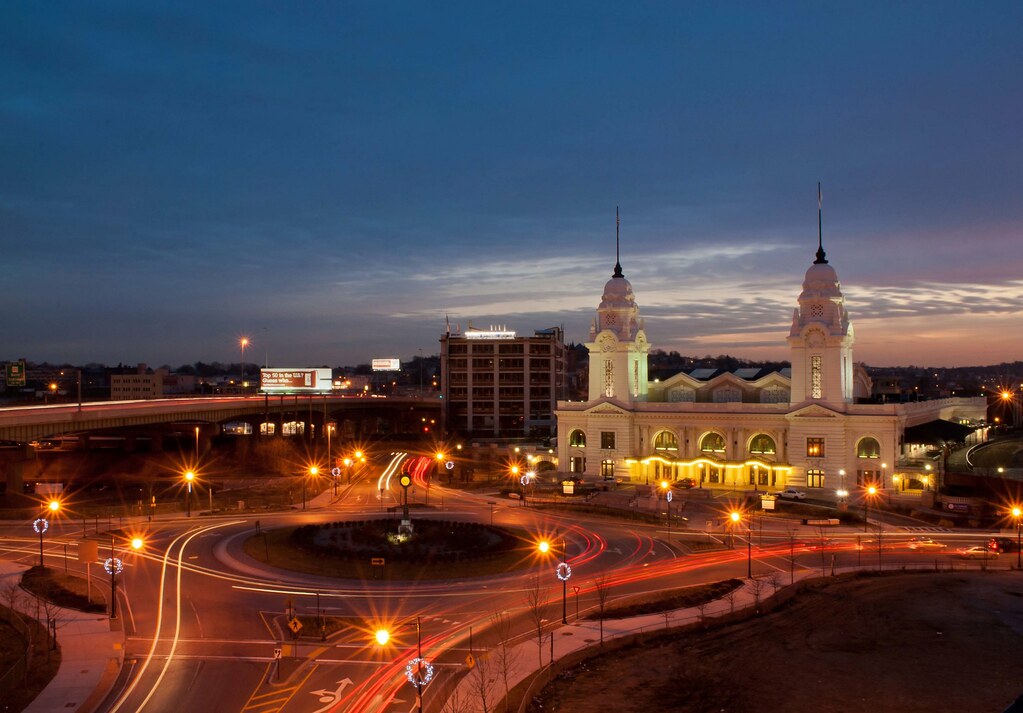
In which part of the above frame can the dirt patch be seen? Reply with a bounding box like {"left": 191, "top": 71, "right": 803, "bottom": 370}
{"left": 531, "top": 572, "right": 1023, "bottom": 713}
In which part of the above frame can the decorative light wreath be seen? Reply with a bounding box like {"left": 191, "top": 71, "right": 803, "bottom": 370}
{"left": 556, "top": 562, "right": 572, "bottom": 581}
{"left": 104, "top": 557, "right": 124, "bottom": 575}
{"left": 405, "top": 657, "right": 435, "bottom": 686}
{"left": 32, "top": 518, "right": 49, "bottom": 534}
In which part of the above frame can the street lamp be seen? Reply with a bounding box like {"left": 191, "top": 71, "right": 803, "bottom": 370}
{"left": 1013, "top": 506, "right": 1022, "bottom": 570}
{"left": 374, "top": 616, "right": 431, "bottom": 713}
{"left": 239, "top": 337, "right": 250, "bottom": 390}
{"left": 34, "top": 500, "right": 60, "bottom": 567}
{"left": 924, "top": 464, "right": 933, "bottom": 491}
{"left": 538, "top": 538, "right": 570, "bottom": 624}
{"left": 730, "top": 511, "right": 750, "bottom": 576}
{"left": 863, "top": 484, "right": 877, "bottom": 532}
{"left": 304, "top": 466, "right": 319, "bottom": 509}
{"left": 184, "top": 470, "right": 195, "bottom": 517}
{"left": 108, "top": 535, "right": 144, "bottom": 620}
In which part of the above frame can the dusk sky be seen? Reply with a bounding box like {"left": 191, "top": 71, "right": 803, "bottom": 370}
{"left": 2, "top": 2, "right": 1021, "bottom": 370}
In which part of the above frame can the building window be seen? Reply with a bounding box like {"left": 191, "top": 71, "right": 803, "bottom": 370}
{"left": 568, "top": 429, "right": 586, "bottom": 448}
{"left": 856, "top": 437, "right": 880, "bottom": 459}
{"left": 600, "top": 431, "right": 616, "bottom": 449}
{"left": 570, "top": 456, "right": 585, "bottom": 473}
{"left": 811, "top": 355, "right": 822, "bottom": 399}
{"left": 600, "top": 459, "right": 615, "bottom": 478}
{"left": 749, "top": 434, "right": 776, "bottom": 455}
{"left": 807, "top": 469, "right": 825, "bottom": 488}
{"left": 713, "top": 386, "right": 741, "bottom": 403}
{"left": 653, "top": 431, "right": 678, "bottom": 451}
{"left": 603, "top": 359, "right": 615, "bottom": 398}
{"left": 806, "top": 438, "right": 824, "bottom": 458}
{"left": 700, "top": 433, "right": 726, "bottom": 453}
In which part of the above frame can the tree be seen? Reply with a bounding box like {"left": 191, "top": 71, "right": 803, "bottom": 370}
{"left": 525, "top": 575, "right": 549, "bottom": 668}
{"left": 594, "top": 573, "right": 612, "bottom": 646}
{"left": 466, "top": 651, "right": 495, "bottom": 713}
{"left": 490, "top": 611, "right": 519, "bottom": 712}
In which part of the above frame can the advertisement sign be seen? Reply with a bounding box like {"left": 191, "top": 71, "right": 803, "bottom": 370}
{"left": 260, "top": 368, "right": 333, "bottom": 393}
{"left": 372, "top": 358, "right": 401, "bottom": 371}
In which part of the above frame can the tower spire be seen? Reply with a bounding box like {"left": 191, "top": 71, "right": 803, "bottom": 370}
{"left": 613, "top": 206, "right": 624, "bottom": 278}
{"left": 814, "top": 182, "right": 828, "bottom": 264}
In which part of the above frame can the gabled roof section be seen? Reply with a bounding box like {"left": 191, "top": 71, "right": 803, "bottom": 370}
{"left": 787, "top": 402, "right": 843, "bottom": 418}
{"left": 583, "top": 397, "right": 632, "bottom": 416}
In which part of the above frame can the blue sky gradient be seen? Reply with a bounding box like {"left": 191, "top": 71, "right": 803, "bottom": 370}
{"left": 2, "top": 2, "right": 1021, "bottom": 368}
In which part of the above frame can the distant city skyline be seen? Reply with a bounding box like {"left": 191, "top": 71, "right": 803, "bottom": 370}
{"left": 2, "top": 3, "right": 1021, "bottom": 369}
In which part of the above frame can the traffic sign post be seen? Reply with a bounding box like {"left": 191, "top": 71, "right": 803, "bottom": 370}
{"left": 5, "top": 361, "right": 26, "bottom": 387}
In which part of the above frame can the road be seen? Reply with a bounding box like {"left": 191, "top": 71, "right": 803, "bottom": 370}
{"left": 0, "top": 461, "right": 1009, "bottom": 713}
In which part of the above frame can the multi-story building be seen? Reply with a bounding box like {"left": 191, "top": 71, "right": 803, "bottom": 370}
{"left": 441, "top": 326, "right": 566, "bottom": 438}
{"left": 110, "top": 364, "right": 164, "bottom": 400}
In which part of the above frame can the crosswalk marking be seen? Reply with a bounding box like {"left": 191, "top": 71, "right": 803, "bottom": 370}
{"left": 899, "top": 526, "right": 951, "bottom": 532}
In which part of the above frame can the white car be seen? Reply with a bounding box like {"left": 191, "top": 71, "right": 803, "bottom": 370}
{"left": 957, "top": 546, "right": 999, "bottom": 560}
{"left": 777, "top": 488, "right": 807, "bottom": 500}
{"left": 907, "top": 537, "right": 948, "bottom": 551}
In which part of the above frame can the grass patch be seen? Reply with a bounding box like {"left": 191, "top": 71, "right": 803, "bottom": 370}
{"left": 0, "top": 605, "right": 62, "bottom": 712}
{"left": 590, "top": 579, "right": 743, "bottom": 620}
{"left": 244, "top": 521, "right": 544, "bottom": 580}
{"left": 20, "top": 567, "right": 106, "bottom": 612}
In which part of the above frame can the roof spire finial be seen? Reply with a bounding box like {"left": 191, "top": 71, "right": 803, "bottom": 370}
{"left": 814, "top": 182, "right": 828, "bottom": 264}
{"left": 613, "top": 206, "right": 624, "bottom": 278}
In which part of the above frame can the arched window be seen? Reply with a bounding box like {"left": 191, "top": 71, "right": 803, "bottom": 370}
{"left": 653, "top": 431, "right": 678, "bottom": 451}
{"left": 749, "top": 434, "right": 776, "bottom": 455}
{"left": 700, "top": 432, "right": 726, "bottom": 453}
{"left": 568, "top": 430, "right": 586, "bottom": 448}
{"left": 857, "top": 437, "right": 880, "bottom": 459}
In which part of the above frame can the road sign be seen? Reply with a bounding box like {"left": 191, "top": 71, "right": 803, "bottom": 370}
{"left": 399, "top": 474, "right": 412, "bottom": 488}
{"left": 287, "top": 617, "right": 303, "bottom": 634}
{"left": 465, "top": 653, "right": 475, "bottom": 669}
{"left": 371, "top": 557, "right": 385, "bottom": 566}
{"left": 273, "top": 647, "right": 282, "bottom": 659}
{"left": 5, "top": 361, "right": 26, "bottom": 387}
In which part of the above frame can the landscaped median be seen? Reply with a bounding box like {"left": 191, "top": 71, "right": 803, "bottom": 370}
{"left": 242, "top": 518, "right": 550, "bottom": 580}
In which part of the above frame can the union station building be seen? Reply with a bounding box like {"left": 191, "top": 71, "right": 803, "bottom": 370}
{"left": 554, "top": 238, "right": 986, "bottom": 500}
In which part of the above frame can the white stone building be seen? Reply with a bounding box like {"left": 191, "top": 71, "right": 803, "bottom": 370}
{"left": 555, "top": 239, "right": 985, "bottom": 500}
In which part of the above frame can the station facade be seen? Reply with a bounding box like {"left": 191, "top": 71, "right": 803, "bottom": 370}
{"left": 555, "top": 239, "right": 985, "bottom": 499}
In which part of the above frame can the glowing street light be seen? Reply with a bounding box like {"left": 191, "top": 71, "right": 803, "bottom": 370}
{"left": 538, "top": 537, "right": 570, "bottom": 623}
{"left": 374, "top": 616, "right": 430, "bottom": 713}
{"left": 239, "top": 337, "right": 250, "bottom": 388}
{"left": 863, "top": 484, "right": 878, "bottom": 531}
{"left": 184, "top": 470, "right": 195, "bottom": 517}
{"left": 730, "top": 510, "right": 751, "bottom": 578}
{"left": 304, "top": 466, "right": 319, "bottom": 509}
{"left": 1012, "top": 506, "right": 1022, "bottom": 570}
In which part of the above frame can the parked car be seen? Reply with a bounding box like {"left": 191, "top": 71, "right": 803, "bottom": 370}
{"left": 777, "top": 488, "right": 807, "bottom": 500}
{"left": 673, "top": 477, "right": 697, "bottom": 489}
{"left": 987, "top": 537, "right": 1021, "bottom": 553}
{"left": 907, "top": 537, "right": 948, "bottom": 551}
{"left": 957, "top": 546, "right": 1000, "bottom": 560}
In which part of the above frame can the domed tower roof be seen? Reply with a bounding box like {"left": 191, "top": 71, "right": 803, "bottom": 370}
{"left": 590, "top": 208, "right": 644, "bottom": 341}
{"left": 789, "top": 184, "right": 851, "bottom": 338}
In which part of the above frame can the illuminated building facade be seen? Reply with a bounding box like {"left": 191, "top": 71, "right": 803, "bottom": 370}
{"left": 556, "top": 240, "right": 985, "bottom": 498}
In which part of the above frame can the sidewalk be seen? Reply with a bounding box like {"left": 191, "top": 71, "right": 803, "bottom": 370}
{"left": 0, "top": 560, "right": 124, "bottom": 713}
{"left": 446, "top": 571, "right": 813, "bottom": 713}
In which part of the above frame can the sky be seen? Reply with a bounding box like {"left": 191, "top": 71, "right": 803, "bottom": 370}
{"left": 2, "top": 2, "right": 1021, "bottom": 370}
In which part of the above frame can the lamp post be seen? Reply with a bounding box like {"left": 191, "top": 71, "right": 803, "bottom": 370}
{"left": 107, "top": 535, "right": 144, "bottom": 620}
{"left": 924, "top": 464, "right": 932, "bottom": 492}
{"left": 184, "top": 470, "right": 195, "bottom": 517}
{"left": 304, "top": 466, "right": 319, "bottom": 509}
{"left": 863, "top": 485, "right": 877, "bottom": 532}
{"left": 730, "top": 511, "right": 750, "bottom": 577}
{"left": 539, "top": 538, "right": 570, "bottom": 624}
{"left": 239, "top": 336, "right": 250, "bottom": 390}
{"left": 1013, "top": 507, "right": 1022, "bottom": 570}
{"left": 375, "top": 616, "right": 431, "bottom": 713}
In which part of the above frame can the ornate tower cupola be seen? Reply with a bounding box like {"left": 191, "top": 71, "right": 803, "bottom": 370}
{"left": 788, "top": 184, "right": 855, "bottom": 404}
{"left": 586, "top": 209, "right": 650, "bottom": 404}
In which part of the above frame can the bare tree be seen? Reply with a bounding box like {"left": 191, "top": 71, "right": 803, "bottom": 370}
{"left": 593, "top": 573, "right": 612, "bottom": 646}
{"left": 695, "top": 598, "right": 710, "bottom": 624}
{"left": 38, "top": 597, "right": 64, "bottom": 660}
{"left": 875, "top": 527, "right": 885, "bottom": 571}
{"left": 787, "top": 528, "right": 797, "bottom": 585}
{"left": 723, "top": 586, "right": 738, "bottom": 614}
{"left": 749, "top": 577, "right": 766, "bottom": 613}
{"left": 490, "top": 611, "right": 519, "bottom": 712}
{"left": 767, "top": 572, "right": 783, "bottom": 596}
{"left": 2, "top": 580, "right": 21, "bottom": 623}
{"left": 525, "top": 575, "right": 549, "bottom": 668}
{"left": 467, "top": 651, "right": 495, "bottom": 713}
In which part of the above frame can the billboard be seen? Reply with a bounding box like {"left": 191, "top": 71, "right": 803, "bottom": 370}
{"left": 260, "top": 368, "right": 333, "bottom": 393}
{"left": 372, "top": 358, "right": 401, "bottom": 371}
